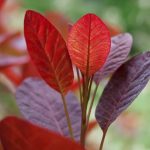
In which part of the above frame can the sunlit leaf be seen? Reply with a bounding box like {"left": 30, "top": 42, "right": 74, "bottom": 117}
{"left": 24, "top": 10, "right": 73, "bottom": 94}
{"left": 95, "top": 51, "right": 150, "bottom": 131}
{"left": 94, "top": 33, "right": 133, "bottom": 84}
{"left": 0, "top": 116, "right": 84, "bottom": 150}
{"left": 16, "top": 77, "right": 81, "bottom": 141}
{"left": 68, "top": 14, "right": 111, "bottom": 76}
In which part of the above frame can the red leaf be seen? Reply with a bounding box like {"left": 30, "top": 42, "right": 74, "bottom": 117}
{"left": 86, "top": 120, "right": 98, "bottom": 136}
{"left": 46, "top": 12, "right": 70, "bottom": 41}
{"left": 106, "top": 23, "right": 122, "bottom": 36}
{"left": 21, "top": 61, "right": 40, "bottom": 79}
{"left": 70, "top": 79, "right": 83, "bottom": 91}
{"left": 0, "top": 117, "right": 85, "bottom": 150}
{"left": 0, "top": 0, "right": 4, "bottom": 9}
{"left": 1, "top": 68, "right": 22, "bottom": 85}
{"left": 68, "top": 14, "right": 111, "bottom": 76}
{"left": 0, "top": 32, "right": 27, "bottom": 56}
{"left": 24, "top": 10, "right": 74, "bottom": 94}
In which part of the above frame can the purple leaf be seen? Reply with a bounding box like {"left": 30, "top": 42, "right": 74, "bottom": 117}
{"left": 95, "top": 51, "right": 150, "bottom": 131}
{"left": 0, "top": 55, "right": 29, "bottom": 69}
{"left": 94, "top": 33, "right": 133, "bottom": 84}
{"left": 16, "top": 77, "right": 81, "bottom": 141}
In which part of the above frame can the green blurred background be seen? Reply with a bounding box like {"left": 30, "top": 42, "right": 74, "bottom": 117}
{"left": 0, "top": 0, "right": 150, "bottom": 150}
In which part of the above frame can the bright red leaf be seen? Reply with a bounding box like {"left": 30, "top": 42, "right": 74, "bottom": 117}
{"left": 24, "top": 10, "right": 74, "bottom": 94}
{"left": 68, "top": 14, "right": 111, "bottom": 76}
{"left": 0, "top": 116, "right": 85, "bottom": 150}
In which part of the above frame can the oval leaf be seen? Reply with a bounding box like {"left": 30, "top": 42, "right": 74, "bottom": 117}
{"left": 68, "top": 14, "right": 111, "bottom": 76}
{"left": 24, "top": 10, "right": 73, "bottom": 94}
{"left": 95, "top": 51, "right": 150, "bottom": 131}
{"left": 0, "top": 117, "right": 84, "bottom": 150}
{"left": 94, "top": 33, "right": 133, "bottom": 84}
{"left": 16, "top": 77, "right": 81, "bottom": 141}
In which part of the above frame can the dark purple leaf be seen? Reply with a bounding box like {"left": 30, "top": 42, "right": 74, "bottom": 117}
{"left": 16, "top": 77, "right": 81, "bottom": 141}
{"left": 94, "top": 33, "right": 133, "bottom": 84}
{"left": 95, "top": 51, "right": 150, "bottom": 131}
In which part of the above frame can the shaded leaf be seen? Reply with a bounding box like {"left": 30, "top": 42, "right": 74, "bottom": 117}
{"left": 46, "top": 12, "right": 70, "bottom": 41}
{"left": 16, "top": 77, "right": 81, "bottom": 141}
{"left": 24, "top": 10, "right": 73, "bottom": 94}
{"left": 0, "top": 143, "right": 3, "bottom": 150}
{"left": 0, "top": 116, "right": 84, "bottom": 150}
{"left": 95, "top": 51, "right": 150, "bottom": 131}
{"left": 68, "top": 13, "right": 110, "bottom": 76}
{"left": 94, "top": 33, "right": 133, "bottom": 84}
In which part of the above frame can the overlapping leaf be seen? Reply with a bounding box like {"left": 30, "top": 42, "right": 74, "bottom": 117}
{"left": 95, "top": 51, "right": 150, "bottom": 131}
{"left": 68, "top": 13, "right": 111, "bottom": 76}
{"left": 46, "top": 12, "right": 70, "bottom": 41}
{"left": 24, "top": 10, "right": 73, "bottom": 94}
{"left": 16, "top": 77, "right": 81, "bottom": 141}
{"left": 0, "top": 117, "right": 84, "bottom": 150}
{"left": 94, "top": 33, "right": 133, "bottom": 84}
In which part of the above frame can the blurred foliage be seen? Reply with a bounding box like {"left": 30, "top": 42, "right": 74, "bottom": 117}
{"left": 20, "top": 0, "right": 150, "bottom": 54}
{"left": 0, "top": 0, "right": 150, "bottom": 149}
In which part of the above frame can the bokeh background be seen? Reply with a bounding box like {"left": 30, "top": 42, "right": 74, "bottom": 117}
{"left": 0, "top": 0, "right": 150, "bottom": 150}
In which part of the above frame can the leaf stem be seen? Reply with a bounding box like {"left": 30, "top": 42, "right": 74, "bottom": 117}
{"left": 60, "top": 93, "right": 74, "bottom": 139}
{"left": 99, "top": 129, "right": 108, "bottom": 150}
{"left": 80, "top": 74, "right": 90, "bottom": 146}
{"left": 86, "top": 84, "right": 99, "bottom": 126}
{"left": 87, "top": 76, "right": 93, "bottom": 101}
{"left": 76, "top": 67, "right": 83, "bottom": 109}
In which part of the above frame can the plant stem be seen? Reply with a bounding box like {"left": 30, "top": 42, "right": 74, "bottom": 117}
{"left": 86, "top": 84, "right": 99, "bottom": 126}
{"left": 76, "top": 67, "right": 83, "bottom": 109}
{"left": 99, "top": 129, "right": 108, "bottom": 150}
{"left": 80, "top": 109, "right": 87, "bottom": 145}
{"left": 87, "top": 76, "right": 93, "bottom": 101}
{"left": 80, "top": 75, "right": 90, "bottom": 146}
{"left": 60, "top": 93, "right": 74, "bottom": 139}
